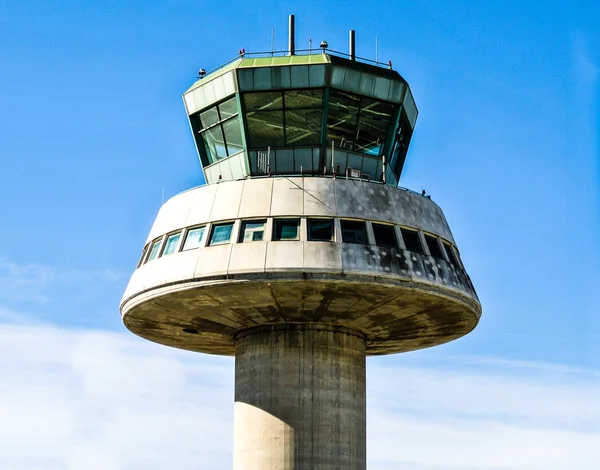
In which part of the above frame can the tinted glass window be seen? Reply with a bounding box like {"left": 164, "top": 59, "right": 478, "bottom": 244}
{"left": 209, "top": 223, "right": 234, "bottom": 246}
{"left": 147, "top": 239, "right": 162, "bottom": 262}
{"left": 307, "top": 219, "right": 334, "bottom": 241}
{"left": 443, "top": 242, "right": 459, "bottom": 267}
{"left": 400, "top": 228, "right": 422, "bottom": 253}
{"left": 243, "top": 90, "right": 323, "bottom": 149}
{"left": 327, "top": 90, "right": 395, "bottom": 156}
{"left": 424, "top": 234, "right": 443, "bottom": 259}
{"left": 183, "top": 226, "right": 205, "bottom": 250}
{"left": 162, "top": 232, "right": 181, "bottom": 256}
{"left": 137, "top": 246, "right": 148, "bottom": 268}
{"left": 273, "top": 219, "right": 300, "bottom": 240}
{"left": 240, "top": 220, "right": 266, "bottom": 242}
{"left": 341, "top": 220, "right": 368, "bottom": 244}
{"left": 372, "top": 223, "right": 397, "bottom": 247}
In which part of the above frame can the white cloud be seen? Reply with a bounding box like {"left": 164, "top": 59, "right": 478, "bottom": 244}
{"left": 0, "top": 259, "right": 125, "bottom": 304}
{"left": 0, "top": 323, "right": 598, "bottom": 470}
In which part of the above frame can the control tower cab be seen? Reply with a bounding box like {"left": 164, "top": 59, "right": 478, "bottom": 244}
{"left": 121, "top": 18, "right": 481, "bottom": 470}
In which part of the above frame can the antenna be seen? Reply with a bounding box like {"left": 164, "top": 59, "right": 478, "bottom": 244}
{"left": 288, "top": 15, "right": 295, "bottom": 56}
{"left": 349, "top": 30, "right": 356, "bottom": 61}
{"left": 271, "top": 26, "right": 274, "bottom": 55}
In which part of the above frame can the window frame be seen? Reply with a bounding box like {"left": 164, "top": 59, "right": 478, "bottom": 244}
{"left": 423, "top": 233, "right": 444, "bottom": 259}
{"left": 307, "top": 218, "right": 335, "bottom": 242}
{"left": 161, "top": 231, "right": 183, "bottom": 257}
{"left": 340, "top": 219, "right": 369, "bottom": 245}
{"left": 399, "top": 228, "right": 423, "bottom": 253}
{"left": 182, "top": 225, "right": 207, "bottom": 251}
{"left": 372, "top": 222, "right": 398, "bottom": 248}
{"left": 145, "top": 237, "right": 164, "bottom": 264}
{"left": 208, "top": 222, "right": 235, "bottom": 246}
{"left": 238, "top": 219, "right": 267, "bottom": 243}
{"left": 273, "top": 218, "right": 301, "bottom": 241}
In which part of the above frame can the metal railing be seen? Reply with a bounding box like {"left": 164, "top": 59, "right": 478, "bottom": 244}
{"left": 199, "top": 48, "right": 393, "bottom": 80}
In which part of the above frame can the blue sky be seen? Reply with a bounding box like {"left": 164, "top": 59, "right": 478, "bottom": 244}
{"left": 1, "top": 1, "right": 599, "bottom": 468}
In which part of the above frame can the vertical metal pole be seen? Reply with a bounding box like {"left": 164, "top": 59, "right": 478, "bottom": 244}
{"left": 382, "top": 154, "right": 387, "bottom": 184}
{"left": 376, "top": 36, "right": 379, "bottom": 65}
{"left": 331, "top": 141, "right": 335, "bottom": 178}
{"left": 349, "top": 30, "right": 356, "bottom": 61}
{"left": 288, "top": 15, "right": 295, "bottom": 56}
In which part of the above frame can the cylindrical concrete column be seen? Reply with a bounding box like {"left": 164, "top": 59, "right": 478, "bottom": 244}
{"left": 233, "top": 324, "right": 366, "bottom": 470}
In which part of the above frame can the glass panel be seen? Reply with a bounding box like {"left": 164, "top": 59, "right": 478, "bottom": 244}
{"left": 147, "top": 239, "right": 162, "bottom": 262}
{"left": 373, "top": 223, "right": 397, "bottom": 247}
{"left": 163, "top": 232, "right": 181, "bottom": 256}
{"left": 373, "top": 77, "right": 391, "bottom": 100}
{"left": 403, "top": 87, "right": 418, "bottom": 127}
{"left": 222, "top": 117, "right": 244, "bottom": 155}
{"left": 244, "top": 92, "right": 283, "bottom": 111}
{"left": 275, "top": 148, "right": 293, "bottom": 173}
{"left": 425, "top": 234, "right": 443, "bottom": 258}
{"left": 274, "top": 219, "right": 300, "bottom": 240}
{"left": 443, "top": 241, "right": 459, "bottom": 267}
{"left": 400, "top": 228, "right": 422, "bottom": 253}
{"left": 290, "top": 65, "right": 309, "bottom": 87}
{"left": 213, "top": 76, "right": 226, "bottom": 101}
{"left": 331, "top": 67, "right": 345, "bottom": 87}
{"left": 341, "top": 220, "right": 368, "bottom": 244}
{"left": 359, "top": 73, "right": 375, "bottom": 96}
{"left": 272, "top": 66, "right": 291, "bottom": 88}
{"left": 308, "top": 219, "right": 334, "bottom": 241}
{"left": 199, "top": 106, "right": 219, "bottom": 129}
{"left": 209, "top": 223, "right": 234, "bottom": 246}
{"left": 284, "top": 89, "right": 323, "bottom": 109}
{"left": 285, "top": 109, "right": 322, "bottom": 145}
{"left": 240, "top": 220, "right": 266, "bottom": 242}
{"left": 219, "top": 97, "right": 238, "bottom": 119}
{"left": 327, "top": 91, "right": 360, "bottom": 150}
{"left": 309, "top": 64, "right": 325, "bottom": 87}
{"left": 343, "top": 69, "right": 360, "bottom": 92}
{"left": 137, "top": 246, "right": 148, "bottom": 268}
{"left": 183, "top": 227, "right": 205, "bottom": 250}
{"left": 222, "top": 71, "right": 236, "bottom": 95}
{"left": 253, "top": 67, "right": 272, "bottom": 90}
{"left": 246, "top": 110, "right": 285, "bottom": 148}
{"left": 203, "top": 81, "right": 216, "bottom": 105}
{"left": 201, "top": 126, "right": 228, "bottom": 162}
{"left": 237, "top": 68, "right": 254, "bottom": 91}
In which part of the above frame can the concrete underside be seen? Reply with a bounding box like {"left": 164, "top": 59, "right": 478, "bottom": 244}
{"left": 234, "top": 324, "right": 366, "bottom": 470}
{"left": 122, "top": 275, "right": 480, "bottom": 356}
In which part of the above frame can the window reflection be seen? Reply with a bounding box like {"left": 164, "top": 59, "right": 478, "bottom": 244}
{"left": 183, "top": 226, "right": 205, "bottom": 250}
{"left": 243, "top": 90, "right": 323, "bottom": 149}
{"left": 340, "top": 220, "right": 368, "bottom": 245}
{"left": 273, "top": 219, "right": 300, "bottom": 241}
{"left": 147, "top": 239, "right": 162, "bottom": 262}
{"left": 209, "top": 223, "right": 234, "bottom": 246}
{"left": 240, "top": 220, "right": 266, "bottom": 242}
{"left": 163, "top": 232, "right": 181, "bottom": 256}
{"left": 327, "top": 91, "right": 394, "bottom": 156}
{"left": 195, "top": 97, "right": 243, "bottom": 164}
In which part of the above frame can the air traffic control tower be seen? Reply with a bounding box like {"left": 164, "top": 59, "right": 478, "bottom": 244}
{"left": 121, "top": 16, "right": 481, "bottom": 470}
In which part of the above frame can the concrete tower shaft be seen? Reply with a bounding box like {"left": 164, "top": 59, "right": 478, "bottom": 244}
{"left": 234, "top": 324, "right": 366, "bottom": 469}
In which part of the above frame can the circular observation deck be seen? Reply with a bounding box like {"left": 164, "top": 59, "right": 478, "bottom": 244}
{"left": 121, "top": 176, "right": 481, "bottom": 356}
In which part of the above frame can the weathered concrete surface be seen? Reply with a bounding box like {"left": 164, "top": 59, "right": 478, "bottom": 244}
{"left": 122, "top": 274, "right": 480, "bottom": 356}
{"left": 234, "top": 324, "right": 366, "bottom": 470}
{"left": 145, "top": 177, "right": 456, "bottom": 244}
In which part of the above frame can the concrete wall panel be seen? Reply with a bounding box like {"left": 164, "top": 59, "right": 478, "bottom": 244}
{"left": 270, "top": 178, "right": 303, "bottom": 216}
{"left": 238, "top": 178, "right": 273, "bottom": 218}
